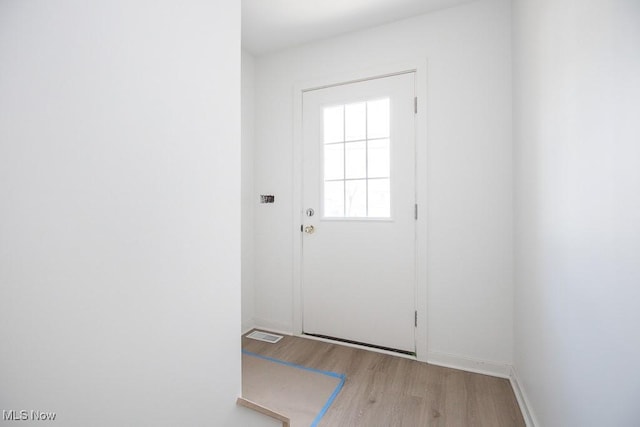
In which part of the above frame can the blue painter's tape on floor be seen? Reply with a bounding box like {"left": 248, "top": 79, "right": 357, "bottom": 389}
{"left": 242, "top": 350, "right": 346, "bottom": 427}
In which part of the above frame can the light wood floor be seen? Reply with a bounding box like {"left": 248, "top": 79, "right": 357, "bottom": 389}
{"left": 242, "top": 333, "right": 525, "bottom": 427}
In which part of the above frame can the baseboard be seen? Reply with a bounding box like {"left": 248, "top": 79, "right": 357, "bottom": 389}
{"left": 427, "top": 351, "right": 512, "bottom": 379}
{"left": 251, "top": 318, "right": 294, "bottom": 337}
{"left": 509, "top": 366, "right": 537, "bottom": 427}
{"left": 427, "top": 352, "right": 537, "bottom": 425}
{"left": 242, "top": 319, "right": 256, "bottom": 336}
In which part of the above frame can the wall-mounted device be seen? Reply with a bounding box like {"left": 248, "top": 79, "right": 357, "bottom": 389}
{"left": 260, "top": 195, "right": 275, "bottom": 204}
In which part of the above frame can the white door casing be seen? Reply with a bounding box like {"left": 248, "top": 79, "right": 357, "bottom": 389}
{"left": 301, "top": 72, "right": 417, "bottom": 353}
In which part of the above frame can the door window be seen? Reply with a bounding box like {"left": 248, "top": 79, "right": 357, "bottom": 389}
{"left": 322, "top": 98, "right": 391, "bottom": 218}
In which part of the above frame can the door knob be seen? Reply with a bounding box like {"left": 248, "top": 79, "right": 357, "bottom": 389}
{"left": 304, "top": 225, "right": 315, "bottom": 234}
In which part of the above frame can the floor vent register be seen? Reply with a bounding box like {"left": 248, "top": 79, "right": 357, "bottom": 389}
{"left": 246, "top": 330, "right": 283, "bottom": 344}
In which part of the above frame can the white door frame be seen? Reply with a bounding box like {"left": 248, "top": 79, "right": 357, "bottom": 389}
{"left": 292, "top": 59, "right": 428, "bottom": 362}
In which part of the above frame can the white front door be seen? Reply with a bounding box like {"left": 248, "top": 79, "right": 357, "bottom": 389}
{"left": 301, "top": 73, "right": 417, "bottom": 353}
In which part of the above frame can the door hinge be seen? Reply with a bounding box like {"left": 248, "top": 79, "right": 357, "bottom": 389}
{"left": 414, "top": 204, "right": 418, "bottom": 220}
{"left": 415, "top": 310, "right": 418, "bottom": 327}
{"left": 414, "top": 97, "right": 418, "bottom": 114}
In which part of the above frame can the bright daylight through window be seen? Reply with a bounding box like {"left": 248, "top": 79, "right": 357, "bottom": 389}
{"left": 323, "top": 98, "right": 391, "bottom": 218}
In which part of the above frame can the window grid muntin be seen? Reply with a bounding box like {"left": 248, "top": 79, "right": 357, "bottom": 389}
{"left": 324, "top": 136, "right": 388, "bottom": 146}
{"left": 323, "top": 98, "right": 390, "bottom": 218}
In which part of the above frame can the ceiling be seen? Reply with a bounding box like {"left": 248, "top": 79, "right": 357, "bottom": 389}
{"left": 242, "top": 0, "right": 476, "bottom": 55}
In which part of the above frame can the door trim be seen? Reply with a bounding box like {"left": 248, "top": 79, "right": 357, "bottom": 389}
{"left": 292, "top": 59, "right": 429, "bottom": 362}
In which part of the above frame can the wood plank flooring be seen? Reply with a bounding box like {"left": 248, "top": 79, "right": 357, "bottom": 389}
{"left": 242, "top": 333, "right": 525, "bottom": 427}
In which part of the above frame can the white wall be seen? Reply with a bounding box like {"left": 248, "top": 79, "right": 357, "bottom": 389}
{"left": 252, "top": 0, "right": 514, "bottom": 367}
{"left": 0, "top": 2, "right": 269, "bottom": 425}
{"left": 513, "top": 0, "right": 640, "bottom": 425}
{"left": 242, "top": 50, "right": 256, "bottom": 333}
